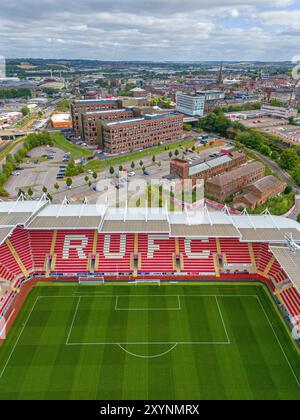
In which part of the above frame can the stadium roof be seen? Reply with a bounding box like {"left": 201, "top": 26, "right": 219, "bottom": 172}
{"left": 101, "top": 207, "right": 170, "bottom": 233}
{"left": 0, "top": 198, "right": 47, "bottom": 227}
{"left": 27, "top": 203, "right": 106, "bottom": 230}
{"left": 0, "top": 201, "right": 299, "bottom": 242}
{"left": 269, "top": 246, "right": 300, "bottom": 293}
{"left": 0, "top": 226, "right": 15, "bottom": 246}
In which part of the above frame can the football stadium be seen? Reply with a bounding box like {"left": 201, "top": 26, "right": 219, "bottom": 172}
{"left": 0, "top": 198, "right": 299, "bottom": 400}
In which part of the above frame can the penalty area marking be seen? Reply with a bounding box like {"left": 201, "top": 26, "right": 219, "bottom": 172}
{"left": 117, "top": 343, "right": 178, "bottom": 359}
{"left": 65, "top": 294, "right": 230, "bottom": 348}
{"left": 1, "top": 294, "right": 299, "bottom": 383}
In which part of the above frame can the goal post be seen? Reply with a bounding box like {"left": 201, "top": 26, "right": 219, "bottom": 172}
{"left": 78, "top": 277, "right": 105, "bottom": 285}
{"left": 134, "top": 279, "right": 161, "bottom": 287}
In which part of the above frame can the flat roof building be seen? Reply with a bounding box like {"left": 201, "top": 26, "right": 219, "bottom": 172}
{"left": 176, "top": 92, "right": 205, "bottom": 117}
{"left": 101, "top": 113, "right": 184, "bottom": 154}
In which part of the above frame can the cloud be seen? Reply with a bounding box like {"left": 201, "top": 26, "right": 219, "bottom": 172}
{"left": 0, "top": 0, "right": 299, "bottom": 60}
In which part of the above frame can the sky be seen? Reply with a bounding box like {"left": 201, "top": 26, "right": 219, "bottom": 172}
{"left": 0, "top": 0, "right": 300, "bottom": 61}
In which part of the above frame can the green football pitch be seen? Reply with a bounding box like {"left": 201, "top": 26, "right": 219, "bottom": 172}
{"left": 0, "top": 282, "right": 299, "bottom": 400}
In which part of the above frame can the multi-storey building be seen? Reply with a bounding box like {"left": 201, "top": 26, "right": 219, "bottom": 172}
{"left": 101, "top": 113, "right": 184, "bottom": 153}
{"left": 205, "top": 161, "right": 265, "bottom": 201}
{"left": 71, "top": 99, "right": 123, "bottom": 136}
{"left": 81, "top": 108, "right": 142, "bottom": 146}
{"left": 71, "top": 97, "right": 149, "bottom": 137}
{"left": 261, "top": 105, "right": 298, "bottom": 119}
{"left": 170, "top": 151, "right": 247, "bottom": 184}
{"left": 176, "top": 93, "right": 205, "bottom": 116}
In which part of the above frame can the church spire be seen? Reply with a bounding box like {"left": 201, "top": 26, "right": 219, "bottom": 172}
{"left": 217, "top": 63, "right": 223, "bottom": 86}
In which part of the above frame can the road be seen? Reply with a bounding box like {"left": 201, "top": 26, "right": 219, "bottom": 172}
{"left": 251, "top": 149, "right": 300, "bottom": 221}
{"left": 251, "top": 150, "right": 300, "bottom": 194}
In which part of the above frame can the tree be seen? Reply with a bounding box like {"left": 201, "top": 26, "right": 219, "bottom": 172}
{"left": 280, "top": 149, "right": 299, "bottom": 170}
{"left": 54, "top": 183, "right": 60, "bottom": 191}
{"left": 284, "top": 185, "right": 293, "bottom": 195}
{"left": 119, "top": 165, "right": 123, "bottom": 172}
{"left": 297, "top": 214, "right": 300, "bottom": 224}
{"left": 131, "top": 161, "right": 135, "bottom": 169}
{"left": 84, "top": 176, "right": 89, "bottom": 183}
{"left": 27, "top": 187, "right": 33, "bottom": 197}
{"left": 139, "top": 160, "right": 144, "bottom": 167}
{"left": 271, "top": 151, "right": 279, "bottom": 160}
{"left": 152, "top": 155, "right": 156, "bottom": 163}
{"left": 66, "top": 178, "right": 72, "bottom": 188}
{"left": 42, "top": 185, "right": 48, "bottom": 193}
{"left": 92, "top": 172, "right": 97, "bottom": 180}
{"left": 183, "top": 123, "right": 192, "bottom": 131}
{"left": 21, "top": 107, "right": 30, "bottom": 116}
{"left": 88, "top": 181, "right": 92, "bottom": 188}
{"left": 109, "top": 166, "right": 115, "bottom": 175}
{"left": 47, "top": 193, "right": 53, "bottom": 202}
{"left": 174, "top": 149, "right": 179, "bottom": 157}
{"left": 169, "top": 151, "right": 173, "bottom": 159}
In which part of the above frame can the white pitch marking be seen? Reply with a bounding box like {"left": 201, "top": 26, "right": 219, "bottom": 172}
{"left": 117, "top": 343, "right": 178, "bottom": 359}
{"left": 65, "top": 297, "right": 81, "bottom": 345}
{"left": 257, "top": 296, "right": 300, "bottom": 388}
{"left": 215, "top": 296, "right": 231, "bottom": 344}
{"left": 0, "top": 297, "right": 40, "bottom": 380}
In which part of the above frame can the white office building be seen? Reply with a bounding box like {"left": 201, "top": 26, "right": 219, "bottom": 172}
{"left": 176, "top": 93, "right": 205, "bottom": 117}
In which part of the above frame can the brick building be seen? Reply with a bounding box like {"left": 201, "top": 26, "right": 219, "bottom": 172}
{"left": 205, "top": 161, "right": 265, "bottom": 201}
{"left": 81, "top": 108, "right": 142, "bottom": 146}
{"left": 71, "top": 97, "right": 149, "bottom": 137}
{"left": 233, "top": 175, "right": 286, "bottom": 210}
{"left": 71, "top": 99, "right": 123, "bottom": 136}
{"left": 170, "top": 151, "right": 247, "bottom": 184}
{"left": 101, "top": 113, "right": 184, "bottom": 154}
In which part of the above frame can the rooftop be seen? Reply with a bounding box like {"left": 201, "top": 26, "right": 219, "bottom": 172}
{"left": 0, "top": 201, "right": 298, "bottom": 244}
{"left": 207, "top": 161, "right": 264, "bottom": 187}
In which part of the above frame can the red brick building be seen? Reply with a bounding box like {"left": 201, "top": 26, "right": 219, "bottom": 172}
{"left": 101, "top": 114, "right": 184, "bottom": 154}
{"left": 71, "top": 99, "right": 123, "bottom": 136}
{"left": 71, "top": 98, "right": 149, "bottom": 138}
{"left": 170, "top": 151, "right": 247, "bottom": 184}
{"left": 233, "top": 176, "right": 286, "bottom": 210}
{"left": 205, "top": 161, "right": 265, "bottom": 201}
{"left": 81, "top": 108, "right": 142, "bottom": 146}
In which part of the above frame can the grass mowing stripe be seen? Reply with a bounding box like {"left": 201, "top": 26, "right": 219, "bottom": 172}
{"left": 257, "top": 296, "right": 300, "bottom": 388}
{"left": 0, "top": 296, "right": 40, "bottom": 380}
{"left": 0, "top": 284, "right": 299, "bottom": 400}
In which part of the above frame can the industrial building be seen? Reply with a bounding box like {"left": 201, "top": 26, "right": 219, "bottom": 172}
{"left": 205, "top": 161, "right": 265, "bottom": 201}
{"left": 233, "top": 176, "right": 286, "bottom": 210}
{"left": 170, "top": 151, "right": 247, "bottom": 184}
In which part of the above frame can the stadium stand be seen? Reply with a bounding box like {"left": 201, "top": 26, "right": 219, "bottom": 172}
{"left": 0, "top": 201, "right": 299, "bottom": 323}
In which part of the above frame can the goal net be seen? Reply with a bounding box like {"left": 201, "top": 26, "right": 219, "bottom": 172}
{"left": 78, "top": 277, "right": 104, "bottom": 285}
